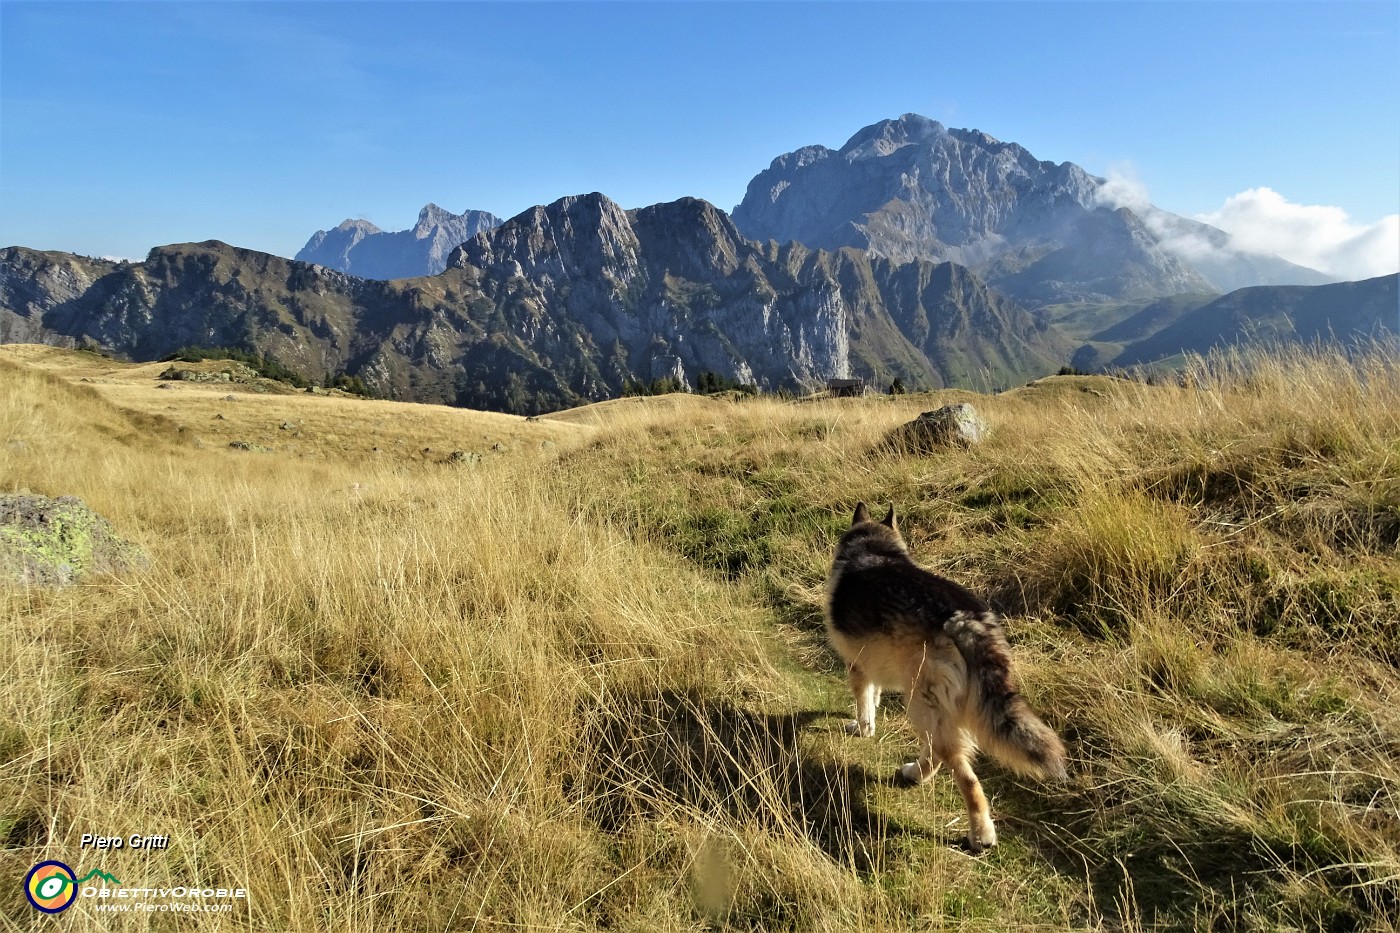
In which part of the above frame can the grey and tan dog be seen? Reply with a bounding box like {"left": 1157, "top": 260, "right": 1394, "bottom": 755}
{"left": 825, "top": 502, "right": 1067, "bottom": 851}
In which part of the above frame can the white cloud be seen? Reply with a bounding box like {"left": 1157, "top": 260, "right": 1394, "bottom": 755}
{"left": 1092, "top": 164, "right": 1151, "bottom": 214}
{"left": 1094, "top": 167, "right": 1242, "bottom": 266}
{"left": 1195, "top": 188, "right": 1399, "bottom": 282}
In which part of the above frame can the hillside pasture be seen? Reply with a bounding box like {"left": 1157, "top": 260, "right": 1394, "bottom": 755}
{"left": 2, "top": 343, "right": 1397, "bottom": 931}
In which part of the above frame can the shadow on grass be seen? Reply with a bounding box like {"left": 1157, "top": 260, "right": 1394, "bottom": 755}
{"left": 570, "top": 689, "right": 927, "bottom": 875}
{"left": 985, "top": 753, "right": 1376, "bottom": 933}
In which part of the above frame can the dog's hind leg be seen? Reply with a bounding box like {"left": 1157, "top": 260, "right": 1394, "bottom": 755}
{"left": 898, "top": 642, "right": 963, "bottom": 783}
{"left": 904, "top": 665, "right": 996, "bottom": 852}
{"left": 905, "top": 699, "right": 994, "bottom": 850}
{"left": 948, "top": 753, "right": 996, "bottom": 852}
{"left": 844, "top": 663, "right": 880, "bottom": 737}
{"left": 899, "top": 688, "right": 948, "bottom": 784}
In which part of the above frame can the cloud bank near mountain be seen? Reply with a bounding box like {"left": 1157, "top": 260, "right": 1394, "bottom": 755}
{"left": 1195, "top": 188, "right": 1399, "bottom": 283}
{"left": 1097, "top": 168, "right": 1397, "bottom": 282}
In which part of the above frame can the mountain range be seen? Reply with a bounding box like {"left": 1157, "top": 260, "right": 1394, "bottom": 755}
{"left": 0, "top": 194, "right": 1074, "bottom": 412}
{"left": 296, "top": 114, "right": 1334, "bottom": 308}
{"left": 1080, "top": 274, "right": 1399, "bottom": 369}
{"left": 296, "top": 204, "right": 501, "bottom": 280}
{"left": 2, "top": 114, "right": 1392, "bottom": 414}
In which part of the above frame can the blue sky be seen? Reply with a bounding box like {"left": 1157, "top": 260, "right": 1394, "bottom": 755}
{"left": 2, "top": 1, "right": 1397, "bottom": 278}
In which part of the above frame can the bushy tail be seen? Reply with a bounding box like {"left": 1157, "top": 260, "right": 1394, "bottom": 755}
{"left": 947, "top": 611, "right": 1069, "bottom": 781}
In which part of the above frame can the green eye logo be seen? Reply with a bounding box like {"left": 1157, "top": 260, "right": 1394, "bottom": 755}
{"left": 38, "top": 873, "right": 71, "bottom": 898}
{"left": 25, "top": 861, "right": 77, "bottom": 913}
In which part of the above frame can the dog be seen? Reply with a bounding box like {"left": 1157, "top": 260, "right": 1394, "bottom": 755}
{"left": 825, "top": 502, "right": 1067, "bottom": 852}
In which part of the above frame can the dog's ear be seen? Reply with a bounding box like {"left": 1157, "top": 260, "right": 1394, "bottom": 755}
{"left": 853, "top": 502, "right": 869, "bottom": 525}
{"left": 882, "top": 505, "right": 897, "bottom": 530}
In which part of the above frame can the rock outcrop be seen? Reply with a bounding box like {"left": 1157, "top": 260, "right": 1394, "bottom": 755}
{"left": 886, "top": 404, "right": 990, "bottom": 452}
{"left": 0, "top": 495, "right": 148, "bottom": 586}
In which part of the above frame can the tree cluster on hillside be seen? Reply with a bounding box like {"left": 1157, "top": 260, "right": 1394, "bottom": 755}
{"left": 695, "top": 371, "right": 758, "bottom": 395}
{"left": 161, "top": 346, "right": 374, "bottom": 396}
{"left": 163, "top": 346, "right": 311, "bottom": 388}
{"left": 621, "top": 371, "right": 759, "bottom": 398}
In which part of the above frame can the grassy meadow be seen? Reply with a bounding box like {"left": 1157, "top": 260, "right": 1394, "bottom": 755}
{"left": 2, "top": 342, "right": 1398, "bottom": 931}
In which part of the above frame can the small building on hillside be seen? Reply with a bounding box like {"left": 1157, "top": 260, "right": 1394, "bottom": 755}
{"left": 827, "top": 378, "right": 868, "bottom": 398}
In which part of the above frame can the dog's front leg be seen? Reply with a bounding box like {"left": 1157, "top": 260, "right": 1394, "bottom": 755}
{"left": 844, "top": 663, "right": 880, "bottom": 737}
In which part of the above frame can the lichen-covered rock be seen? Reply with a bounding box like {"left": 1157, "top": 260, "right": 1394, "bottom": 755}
{"left": 887, "top": 403, "right": 989, "bottom": 452}
{"left": 0, "top": 495, "right": 148, "bottom": 587}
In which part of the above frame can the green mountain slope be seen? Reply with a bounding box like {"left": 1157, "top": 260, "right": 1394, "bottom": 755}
{"left": 1114, "top": 274, "right": 1398, "bottom": 366}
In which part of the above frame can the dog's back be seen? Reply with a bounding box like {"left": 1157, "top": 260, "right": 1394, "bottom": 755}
{"left": 825, "top": 503, "right": 1066, "bottom": 850}
{"left": 827, "top": 514, "right": 990, "bottom": 641}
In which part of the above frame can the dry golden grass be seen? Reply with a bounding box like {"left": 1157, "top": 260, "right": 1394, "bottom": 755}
{"left": 2, "top": 341, "right": 1398, "bottom": 931}
{"left": 0, "top": 345, "right": 587, "bottom": 468}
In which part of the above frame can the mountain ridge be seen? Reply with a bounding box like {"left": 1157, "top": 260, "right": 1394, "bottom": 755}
{"left": 1, "top": 193, "right": 1072, "bottom": 413}
{"left": 1112, "top": 274, "right": 1399, "bottom": 367}
{"left": 4, "top": 115, "right": 1385, "bottom": 413}
{"left": 733, "top": 113, "right": 1334, "bottom": 306}
{"left": 286, "top": 114, "right": 1338, "bottom": 304}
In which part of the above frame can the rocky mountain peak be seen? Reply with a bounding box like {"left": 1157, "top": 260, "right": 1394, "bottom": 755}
{"left": 436, "top": 190, "right": 1070, "bottom": 400}
{"left": 334, "top": 218, "right": 384, "bottom": 235}
{"left": 632, "top": 197, "right": 746, "bottom": 277}
{"left": 452, "top": 193, "right": 641, "bottom": 281}
{"left": 414, "top": 202, "right": 454, "bottom": 232}
{"left": 950, "top": 128, "right": 1004, "bottom": 150}
{"left": 765, "top": 145, "right": 835, "bottom": 176}
{"left": 840, "top": 113, "right": 949, "bottom": 160}
{"left": 296, "top": 203, "right": 502, "bottom": 279}
{"left": 731, "top": 113, "right": 1328, "bottom": 305}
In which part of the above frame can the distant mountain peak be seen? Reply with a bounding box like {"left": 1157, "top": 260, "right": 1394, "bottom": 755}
{"left": 733, "top": 113, "right": 1329, "bottom": 304}
{"left": 841, "top": 113, "right": 949, "bottom": 160}
{"left": 297, "top": 204, "right": 502, "bottom": 279}
{"left": 333, "top": 218, "right": 383, "bottom": 234}
{"left": 417, "top": 202, "right": 451, "bottom": 222}
{"left": 414, "top": 202, "right": 490, "bottom": 235}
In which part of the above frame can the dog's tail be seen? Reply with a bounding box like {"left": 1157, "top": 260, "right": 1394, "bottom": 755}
{"left": 947, "top": 611, "right": 1068, "bottom": 781}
